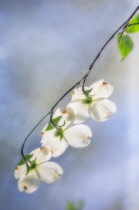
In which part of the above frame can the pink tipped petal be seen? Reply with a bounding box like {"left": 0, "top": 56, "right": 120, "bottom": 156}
{"left": 14, "top": 165, "right": 26, "bottom": 179}
{"left": 91, "top": 99, "right": 116, "bottom": 121}
{"left": 89, "top": 80, "right": 105, "bottom": 95}
{"left": 89, "top": 80, "right": 113, "bottom": 99}
{"left": 30, "top": 147, "right": 52, "bottom": 163}
{"left": 18, "top": 170, "right": 40, "bottom": 194}
{"left": 71, "top": 88, "right": 86, "bottom": 101}
{"left": 68, "top": 99, "right": 90, "bottom": 124}
{"left": 53, "top": 107, "right": 75, "bottom": 128}
{"left": 41, "top": 129, "right": 59, "bottom": 144}
{"left": 64, "top": 124, "right": 92, "bottom": 147}
{"left": 38, "top": 162, "right": 63, "bottom": 184}
{"left": 93, "top": 82, "right": 113, "bottom": 100}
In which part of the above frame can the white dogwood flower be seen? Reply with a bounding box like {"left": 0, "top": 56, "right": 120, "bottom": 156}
{"left": 41, "top": 107, "right": 75, "bottom": 157}
{"left": 14, "top": 146, "right": 63, "bottom": 194}
{"left": 41, "top": 107, "right": 92, "bottom": 152}
{"left": 68, "top": 80, "right": 116, "bottom": 123}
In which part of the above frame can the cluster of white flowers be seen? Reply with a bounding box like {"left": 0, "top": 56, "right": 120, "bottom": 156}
{"left": 14, "top": 80, "right": 116, "bottom": 193}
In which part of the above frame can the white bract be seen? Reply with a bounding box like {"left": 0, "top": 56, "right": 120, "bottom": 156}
{"left": 68, "top": 80, "right": 116, "bottom": 123}
{"left": 41, "top": 108, "right": 92, "bottom": 153}
{"left": 51, "top": 107, "right": 75, "bottom": 129}
{"left": 14, "top": 146, "right": 63, "bottom": 194}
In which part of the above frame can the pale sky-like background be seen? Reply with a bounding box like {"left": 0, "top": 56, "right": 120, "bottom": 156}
{"left": 0, "top": 0, "right": 139, "bottom": 210}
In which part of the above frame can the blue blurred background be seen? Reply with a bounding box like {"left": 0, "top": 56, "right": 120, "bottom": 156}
{"left": 0, "top": 0, "right": 139, "bottom": 209}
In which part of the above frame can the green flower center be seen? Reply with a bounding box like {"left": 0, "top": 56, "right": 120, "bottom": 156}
{"left": 29, "top": 162, "right": 37, "bottom": 170}
{"left": 83, "top": 96, "right": 93, "bottom": 104}
{"left": 55, "top": 128, "right": 64, "bottom": 140}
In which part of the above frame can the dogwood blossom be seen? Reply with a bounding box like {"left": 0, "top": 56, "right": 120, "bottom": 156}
{"left": 67, "top": 80, "right": 116, "bottom": 123}
{"left": 15, "top": 78, "right": 117, "bottom": 193}
{"left": 41, "top": 108, "right": 92, "bottom": 154}
{"left": 41, "top": 107, "right": 74, "bottom": 157}
{"left": 14, "top": 146, "right": 63, "bottom": 194}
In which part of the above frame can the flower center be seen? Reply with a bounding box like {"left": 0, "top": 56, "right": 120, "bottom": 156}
{"left": 83, "top": 96, "right": 93, "bottom": 104}
{"left": 29, "top": 162, "right": 37, "bottom": 170}
{"left": 55, "top": 128, "right": 64, "bottom": 140}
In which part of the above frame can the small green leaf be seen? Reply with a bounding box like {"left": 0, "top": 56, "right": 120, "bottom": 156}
{"left": 66, "top": 202, "right": 75, "bottom": 210}
{"left": 117, "top": 33, "right": 134, "bottom": 60}
{"left": 126, "top": 14, "right": 139, "bottom": 33}
{"left": 85, "top": 88, "right": 92, "bottom": 95}
{"left": 53, "top": 116, "right": 62, "bottom": 124}
{"left": 45, "top": 122, "right": 54, "bottom": 131}
{"left": 18, "top": 154, "right": 33, "bottom": 166}
{"left": 66, "top": 201, "right": 84, "bottom": 210}
{"left": 45, "top": 116, "right": 62, "bottom": 131}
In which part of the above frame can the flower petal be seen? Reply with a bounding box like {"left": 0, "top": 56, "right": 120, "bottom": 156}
{"left": 64, "top": 124, "right": 92, "bottom": 147}
{"left": 53, "top": 107, "right": 75, "bottom": 129}
{"left": 41, "top": 129, "right": 68, "bottom": 157}
{"left": 18, "top": 170, "right": 40, "bottom": 194}
{"left": 38, "top": 162, "right": 63, "bottom": 184}
{"left": 91, "top": 99, "right": 116, "bottom": 121}
{"left": 14, "top": 164, "right": 26, "bottom": 179}
{"left": 30, "top": 147, "right": 52, "bottom": 164}
{"left": 89, "top": 80, "right": 104, "bottom": 94}
{"left": 71, "top": 87, "right": 86, "bottom": 101}
{"left": 42, "top": 107, "right": 75, "bottom": 133}
{"left": 67, "top": 99, "right": 90, "bottom": 123}
{"left": 89, "top": 80, "right": 113, "bottom": 99}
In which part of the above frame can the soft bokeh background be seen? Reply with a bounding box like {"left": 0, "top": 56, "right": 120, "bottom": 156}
{"left": 0, "top": 0, "right": 139, "bottom": 209}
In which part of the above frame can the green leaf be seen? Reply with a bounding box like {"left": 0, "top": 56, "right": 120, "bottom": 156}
{"left": 66, "top": 201, "right": 84, "bottom": 210}
{"left": 45, "top": 116, "right": 62, "bottom": 131}
{"left": 85, "top": 88, "right": 92, "bottom": 95}
{"left": 117, "top": 33, "right": 134, "bottom": 60}
{"left": 45, "top": 122, "right": 54, "bottom": 131}
{"left": 66, "top": 202, "right": 75, "bottom": 210}
{"left": 126, "top": 14, "right": 139, "bottom": 33}
{"left": 53, "top": 116, "right": 62, "bottom": 124}
{"left": 18, "top": 154, "right": 33, "bottom": 166}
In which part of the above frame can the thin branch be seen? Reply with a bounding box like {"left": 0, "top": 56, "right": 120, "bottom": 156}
{"left": 82, "top": 6, "right": 139, "bottom": 92}
{"left": 21, "top": 110, "right": 51, "bottom": 162}
{"left": 20, "top": 6, "right": 139, "bottom": 160}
